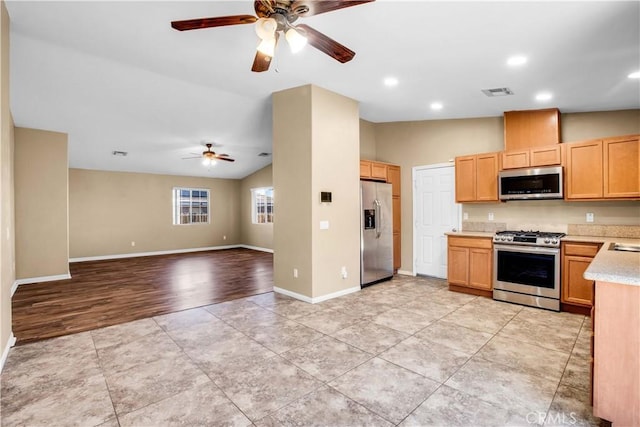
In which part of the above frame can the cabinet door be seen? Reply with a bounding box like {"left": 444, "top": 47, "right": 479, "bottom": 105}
{"left": 603, "top": 136, "right": 639, "bottom": 198}
{"left": 504, "top": 108, "right": 560, "bottom": 151}
{"left": 455, "top": 156, "right": 476, "bottom": 202}
{"left": 565, "top": 140, "right": 603, "bottom": 199}
{"left": 360, "top": 160, "right": 372, "bottom": 179}
{"left": 447, "top": 246, "right": 469, "bottom": 285}
{"left": 562, "top": 255, "right": 594, "bottom": 307}
{"left": 468, "top": 248, "right": 492, "bottom": 290}
{"left": 392, "top": 197, "right": 401, "bottom": 234}
{"left": 530, "top": 145, "right": 561, "bottom": 167}
{"left": 371, "top": 163, "right": 388, "bottom": 181}
{"left": 387, "top": 165, "right": 401, "bottom": 197}
{"left": 502, "top": 150, "right": 529, "bottom": 170}
{"left": 476, "top": 153, "right": 499, "bottom": 201}
{"left": 393, "top": 232, "right": 401, "bottom": 270}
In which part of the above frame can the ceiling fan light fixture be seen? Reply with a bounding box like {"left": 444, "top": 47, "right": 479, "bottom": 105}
{"left": 286, "top": 27, "right": 307, "bottom": 53}
{"left": 202, "top": 157, "right": 217, "bottom": 166}
{"left": 255, "top": 17, "right": 277, "bottom": 40}
{"left": 257, "top": 37, "right": 276, "bottom": 57}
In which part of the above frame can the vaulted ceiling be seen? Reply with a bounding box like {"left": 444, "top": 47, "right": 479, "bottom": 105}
{"left": 7, "top": 1, "right": 639, "bottom": 179}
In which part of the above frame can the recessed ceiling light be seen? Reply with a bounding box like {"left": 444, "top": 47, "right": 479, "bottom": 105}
{"left": 535, "top": 92, "right": 553, "bottom": 101}
{"left": 507, "top": 55, "right": 527, "bottom": 66}
{"left": 430, "top": 102, "right": 443, "bottom": 110}
{"left": 383, "top": 77, "right": 399, "bottom": 87}
{"left": 628, "top": 71, "right": 640, "bottom": 79}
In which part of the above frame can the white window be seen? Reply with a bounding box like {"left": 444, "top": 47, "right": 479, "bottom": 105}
{"left": 173, "top": 188, "right": 210, "bottom": 225}
{"left": 252, "top": 187, "right": 274, "bottom": 224}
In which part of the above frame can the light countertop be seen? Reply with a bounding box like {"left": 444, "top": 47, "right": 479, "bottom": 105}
{"left": 581, "top": 238, "right": 640, "bottom": 287}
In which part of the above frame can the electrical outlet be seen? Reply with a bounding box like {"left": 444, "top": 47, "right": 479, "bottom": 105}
{"left": 131, "top": 241, "right": 135, "bottom": 247}
{"left": 293, "top": 268, "right": 298, "bottom": 278}
{"left": 223, "top": 235, "right": 227, "bottom": 240}
{"left": 488, "top": 212, "right": 494, "bottom": 221}
{"left": 586, "top": 213, "right": 594, "bottom": 223}
{"left": 341, "top": 266, "right": 348, "bottom": 279}
{"left": 463, "top": 212, "right": 469, "bottom": 220}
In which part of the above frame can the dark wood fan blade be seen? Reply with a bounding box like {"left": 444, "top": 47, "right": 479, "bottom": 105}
{"left": 251, "top": 32, "right": 279, "bottom": 72}
{"left": 291, "top": 0, "right": 374, "bottom": 17}
{"left": 216, "top": 156, "right": 235, "bottom": 162}
{"left": 296, "top": 24, "right": 355, "bottom": 63}
{"left": 251, "top": 50, "right": 272, "bottom": 72}
{"left": 171, "top": 15, "right": 257, "bottom": 31}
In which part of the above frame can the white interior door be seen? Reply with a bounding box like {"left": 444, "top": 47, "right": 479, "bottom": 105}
{"left": 414, "top": 164, "right": 460, "bottom": 278}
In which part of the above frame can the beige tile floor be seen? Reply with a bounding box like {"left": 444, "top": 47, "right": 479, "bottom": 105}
{"left": 0, "top": 276, "right": 601, "bottom": 426}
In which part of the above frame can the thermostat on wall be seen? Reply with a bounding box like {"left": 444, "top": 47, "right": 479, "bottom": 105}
{"left": 320, "top": 192, "right": 332, "bottom": 203}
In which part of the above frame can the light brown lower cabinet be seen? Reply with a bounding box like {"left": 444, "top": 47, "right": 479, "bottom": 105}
{"left": 561, "top": 242, "right": 601, "bottom": 313}
{"left": 447, "top": 236, "right": 493, "bottom": 297}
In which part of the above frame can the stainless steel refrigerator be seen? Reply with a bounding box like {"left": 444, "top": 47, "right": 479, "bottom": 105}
{"left": 361, "top": 181, "right": 393, "bottom": 287}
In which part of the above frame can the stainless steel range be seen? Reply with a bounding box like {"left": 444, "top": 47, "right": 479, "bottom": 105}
{"left": 492, "top": 230, "right": 565, "bottom": 311}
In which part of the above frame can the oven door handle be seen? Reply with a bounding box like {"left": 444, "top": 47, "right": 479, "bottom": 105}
{"left": 493, "top": 244, "right": 559, "bottom": 255}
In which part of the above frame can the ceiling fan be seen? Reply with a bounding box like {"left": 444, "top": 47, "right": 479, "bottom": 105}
{"left": 171, "top": 0, "right": 375, "bottom": 72}
{"left": 182, "top": 143, "right": 235, "bottom": 166}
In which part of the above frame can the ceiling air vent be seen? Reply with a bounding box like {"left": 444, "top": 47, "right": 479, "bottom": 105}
{"left": 258, "top": 152, "right": 271, "bottom": 157}
{"left": 112, "top": 151, "right": 128, "bottom": 156}
{"left": 481, "top": 87, "right": 514, "bottom": 97}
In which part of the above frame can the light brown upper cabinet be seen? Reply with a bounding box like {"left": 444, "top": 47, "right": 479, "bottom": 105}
{"left": 504, "top": 108, "right": 561, "bottom": 151}
{"left": 455, "top": 152, "right": 500, "bottom": 202}
{"left": 564, "top": 134, "right": 639, "bottom": 200}
{"left": 501, "top": 145, "right": 561, "bottom": 170}
{"left": 360, "top": 160, "right": 388, "bottom": 181}
{"left": 603, "top": 135, "right": 639, "bottom": 198}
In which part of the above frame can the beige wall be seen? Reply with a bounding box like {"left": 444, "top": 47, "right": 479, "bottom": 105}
{"left": 373, "top": 109, "right": 640, "bottom": 272}
{"left": 0, "top": 0, "right": 15, "bottom": 363}
{"left": 273, "top": 85, "right": 360, "bottom": 299}
{"left": 14, "top": 127, "right": 69, "bottom": 279}
{"left": 310, "top": 85, "right": 360, "bottom": 297}
{"left": 239, "top": 164, "right": 273, "bottom": 250}
{"left": 561, "top": 110, "right": 640, "bottom": 142}
{"left": 69, "top": 169, "right": 240, "bottom": 258}
{"left": 360, "top": 119, "right": 376, "bottom": 160}
{"left": 273, "top": 85, "right": 313, "bottom": 296}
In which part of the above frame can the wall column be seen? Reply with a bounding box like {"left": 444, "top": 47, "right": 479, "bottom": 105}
{"left": 272, "top": 85, "right": 360, "bottom": 301}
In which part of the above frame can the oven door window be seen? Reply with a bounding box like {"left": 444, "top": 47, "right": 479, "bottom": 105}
{"left": 496, "top": 250, "right": 556, "bottom": 289}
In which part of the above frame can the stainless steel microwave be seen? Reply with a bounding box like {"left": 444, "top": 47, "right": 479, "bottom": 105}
{"left": 499, "top": 166, "right": 563, "bottom": 200}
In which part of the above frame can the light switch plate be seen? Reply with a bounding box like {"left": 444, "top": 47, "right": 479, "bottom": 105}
{"left": 586, "top": 213, "right": 594, "bottom": 223}
{"left": 320, "top": 220, "right": 329, "bottom": 230}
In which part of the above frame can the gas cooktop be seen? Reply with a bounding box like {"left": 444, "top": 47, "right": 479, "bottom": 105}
{"left": 493, "top": 230, "right": 566, "bottom": 247}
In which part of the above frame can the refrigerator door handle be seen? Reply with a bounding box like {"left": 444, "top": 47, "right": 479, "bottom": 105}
{"left": 374, "top": 199, "right": 381, "bottom": 239}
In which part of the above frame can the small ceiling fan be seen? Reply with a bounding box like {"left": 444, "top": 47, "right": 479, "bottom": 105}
{"left": 182, "top": 143, "right": 235, "bottom": 165}
{"left": 171, "top": 0, "right": 375, "bottom": 72}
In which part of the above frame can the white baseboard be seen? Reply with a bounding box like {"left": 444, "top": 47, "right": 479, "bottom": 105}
{"left": 274, "top": 285, "right": 360, "bottom": 304}
{"left": 1, "top": 333, "right": 16, "bottom": 373}
{"left": 69, "top": 245, "right": 240, "bottom": 263}
{"left": 397, "top": 270, "right": 415, "bottom": 276}
{"left": 10, "top": 280, "right": 19, "bottom": 297}
{"left": 238, "top": 245, "right": 274, "bottom": 253}
{"left": 14, "top": 273, "right": 71, "bottom": 287}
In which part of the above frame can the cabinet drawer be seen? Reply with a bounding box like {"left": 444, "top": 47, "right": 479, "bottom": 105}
{"left": 564, "top": 242, "right": 600, "bottom": 257}
{"left": 448, "top": 236, "right": 492, "bottom": 249}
